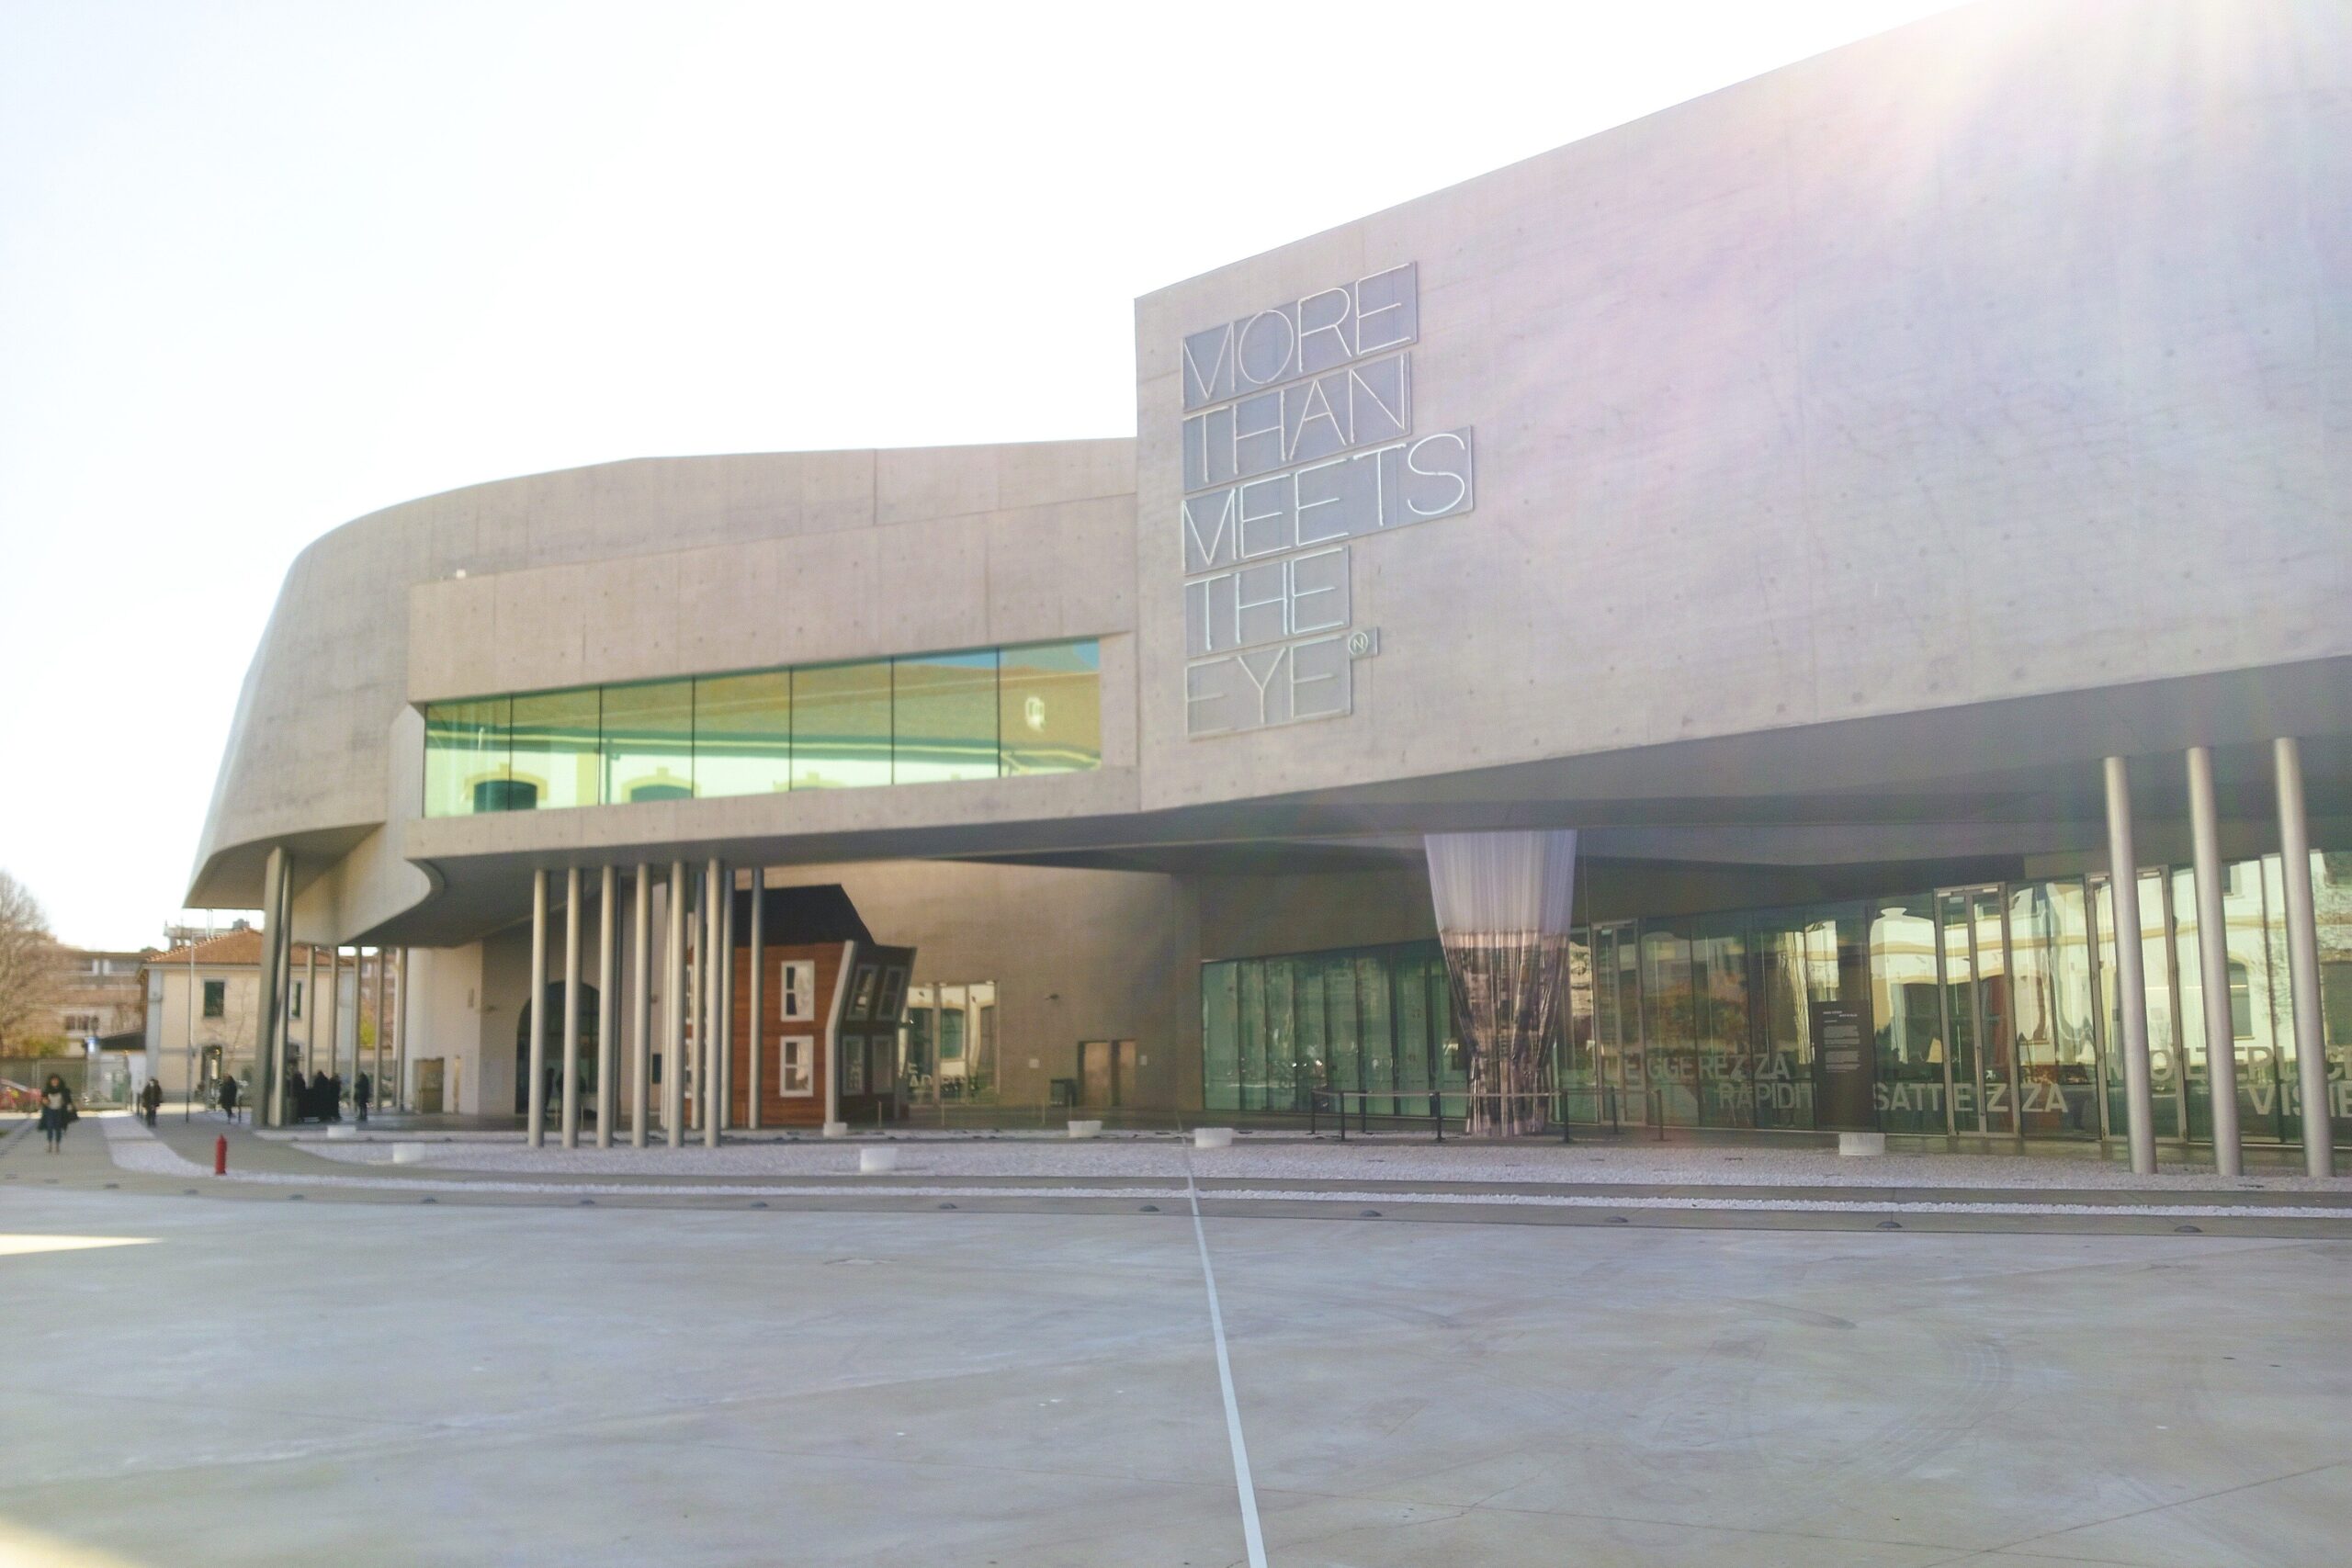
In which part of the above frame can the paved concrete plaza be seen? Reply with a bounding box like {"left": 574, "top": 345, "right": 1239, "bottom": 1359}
{"left": 4, "top": 1117, "right": 2349, "bottom": 1565}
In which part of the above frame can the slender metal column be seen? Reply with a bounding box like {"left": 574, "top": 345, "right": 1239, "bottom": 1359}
{"left": 2186, "top": 748, "right": 2243, "bottom": 1176}
{"left": 630, "top": 865, "right": 651, "bottom": 1147}
{"left": 684, "top": 868, "right": 702, "bottom": 1134}
{"left": 526, "top": 869, "right": 549, "bottom": 1148}
{"left": 596, "top": 865, "right": 616, "bottom": 1149}
{"left": 748, "top": 866, "right": 764, "bottom": 1132}
{"left": 321, "top": 946, "right": 340, "bottom": 1104}
{"left": 254, "top": 846, "right": 288, "bottom": 1127}
{"left": 561, "top": 867, "right": 583, "bottom": 1149}
{"left": 302, "top": 945, "right": 318, "bottom": 1075}
{"left": 371, "top": 948, "right": 385, "bottom": 1106}
{"left": 2276, "top": 738, "right": 2334, "bottom": 1176}
{"left": 664, "top": 860, "right": 686, "bottom": 1147}
{"left": 705, "top": 858, "right": 723, "bottom": 1147}
{"left": 719, "top": 869, "right": 736, "bottom": 1130}
{"left": 395, "top": 948, "right": 410, "bottom": 1113}
{"left": 2104, "top": 757, "right": 2158, "bottom": 1175}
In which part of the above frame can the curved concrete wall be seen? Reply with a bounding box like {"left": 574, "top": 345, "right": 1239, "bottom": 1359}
{"left": 192, "top": 441, "right": 1137, "bottom": 919}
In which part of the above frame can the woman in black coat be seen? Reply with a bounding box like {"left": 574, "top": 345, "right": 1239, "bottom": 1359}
{"left": 38, "top": 1074, "right": 75, "bottom": 1153}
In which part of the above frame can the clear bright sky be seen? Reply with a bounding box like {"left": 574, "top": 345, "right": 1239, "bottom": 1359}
{"left": 0, "top": 0, "right": 1960, "bottom": 951}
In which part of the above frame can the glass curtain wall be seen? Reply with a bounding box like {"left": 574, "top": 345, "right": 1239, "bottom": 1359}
{"left": 1202, "top": 863, "right": 2346, "bottom": 1145}
{"left": 1201, "top": 942, "right": 1452, "bottom": 1116}
{"left": 421, "top": 638, "right": 1101, "bottom": 814}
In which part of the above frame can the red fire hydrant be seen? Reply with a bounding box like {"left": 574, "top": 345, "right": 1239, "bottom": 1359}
{"left": 214, "top": 1135, "right": 228, "bottom": 1177}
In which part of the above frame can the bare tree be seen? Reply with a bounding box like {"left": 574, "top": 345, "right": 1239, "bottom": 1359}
{"left": 0, "top": 870, "right": 55, "bottom": 1053}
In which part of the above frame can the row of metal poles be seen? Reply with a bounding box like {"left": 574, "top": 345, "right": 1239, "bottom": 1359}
{"left": 519, "top": 858, "right": 830, "bottom": 1149}
{"left": 2108, "top": 739, "right": 2333, "bottom": 1178}
{"left": 289, "top": 939, "right": 402, "bottom": 1100}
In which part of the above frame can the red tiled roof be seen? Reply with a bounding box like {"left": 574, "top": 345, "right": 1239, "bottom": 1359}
{"left": 145, "top": 931, "right": 331, "bottom": 968}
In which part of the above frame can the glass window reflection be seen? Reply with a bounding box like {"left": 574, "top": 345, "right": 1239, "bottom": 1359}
{"left": 791, "top": 660, "right": 893, "bottom": 789}
{"left": 424, "top": 697, "right": 512, "bottom": 816}
{"left": 695, "top": 671, "right": 792, "bottom": 799}
{"left": 1000, "top": 640, "right": 1101, "bottom": 774}
{"left": 893, "top": 649, "right": 999, "bottom": 784}
{"left": 508, "top": 687, "right": 601, "bottom": 811}
{"left": 602, "top": 680, "right": 695, "bottom": 804}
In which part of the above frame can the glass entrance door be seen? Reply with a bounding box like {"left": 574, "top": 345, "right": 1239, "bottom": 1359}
{"left": 1938, "top": 887, "right": 2018, "bottom": 1134}
{"left": 1589, "top": 922, "right": 1644, "bottom": 1124}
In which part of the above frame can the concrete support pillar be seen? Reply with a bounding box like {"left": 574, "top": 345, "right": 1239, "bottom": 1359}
{"left": 825, "top": 940, "right": 848, "bottom": 1137}
{"left": 396, "top": 948, "right": 410, "bottom": 1113}
{"left": 748, "top": 865, "right": 764, "bottom": 1132}
{"left": 719, "top": 869, "right": 736, "bottom": 1131}
{"left": 2276, "top": 737, "right": 2334, "bottom": 1177}
{"left": 561, "top": 866, "right": 583, "bottom": 1149}
{"left": 630, "top": 865, "right": 650, "bottom": 1147}
{"left": 255, "top": 845, "right": 288, "bottom": 1127}
{"left": 705, "top": 857, "right": 723, "bottom": 1147}
{"left": 2186, "top": 747, "right": 2243, "bottom": 1177}
{"left": 2104, "top": 757, "right": 2158, "bottom": 1175}
{"left": 526, "top": 869, "right": 548, "bottom": 1148}
{"left": 664, "top": 860, "right": 686, "bottom": 1147}
{"left": 302, "top": 945, "right": 318, "bottom": 1075}
{"left": 597, "top": 865, "right": 616, "bottom": 1149}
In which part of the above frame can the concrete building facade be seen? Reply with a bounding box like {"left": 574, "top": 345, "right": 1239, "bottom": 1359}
{"left": 183, "top": 2, "right": 2349, "bottom": 1167}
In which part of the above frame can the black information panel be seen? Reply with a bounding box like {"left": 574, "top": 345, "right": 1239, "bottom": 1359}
{"left": 1811, "top": 1002, "right": 1876, "bottom": 1132}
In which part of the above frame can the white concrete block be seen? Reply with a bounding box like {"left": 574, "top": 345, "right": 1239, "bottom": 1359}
{"left": 1067, "top": 1119, "right": 1102, "bottom": 1139}
{"left": 822, "top": 1121, "right": 849, "bottom": 1138}
{"left": 325, "top": 1124, "right": 357, "bottom": 1140}
{"left": 1192, "top": 1127, "right": 1235, "bottom": 1150}
{"left": 858, "top": 1146, "right": 898, "bottom": 1174}
{"left": 390, "top": 1143, "right": 426, "bottom": 1165}
{"left": 1839, "top": 1132, "right": 1888, "bottom": 1157}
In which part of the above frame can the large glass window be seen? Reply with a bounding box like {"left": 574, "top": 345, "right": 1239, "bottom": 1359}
{"left": 1203, "top": 963, "right": 1240, "bottom": 1112}
{"left": 1000, "top": 640, "right": 1101, "bottom": 774}
{"left": 423, "top": 697, "right": 512, "bottom": 816}
{"left": 508, "top": 687, "right": 601, "bottom": 811}
{"left": 694, "top": 671, "right": 792, "bottom": 799}
{"left": 893, "top": 649, "right": 1000, "bottom": 784}
{"left": 1201, "top": 861, "right": 2343, "bottom": 1147}
{"left": 2011, "top": 881, "right": 2099, "bottom": 1137}
{"left": 424, "top": 638, "right": 1102, "bottom": 816}
{"left": 602, "top": 680, "right": 695, "bottom": 804}
{"left": 792, "top": 660, "right": 894, "bottom": 789}
{"left": 1690, "top": 915, "right": 1751, "bottom": 1128}
{"left": 1870, "top": 896, "right": 1945, "bottom": 1133}
{"left": 1639, "top": 921, "right": 1698, "bottom": 1126}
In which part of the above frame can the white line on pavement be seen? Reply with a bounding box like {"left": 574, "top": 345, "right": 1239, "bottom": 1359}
{"left": 1189, "top": 1163, "right": 1270, "bottom": 1568}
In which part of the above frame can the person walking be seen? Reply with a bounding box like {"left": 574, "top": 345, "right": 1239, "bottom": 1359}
{"left": 285, "top": 1068, "right": 309, "bottom": 1124}
{"left": 218, "top": 1073, "right": 240, "bottom": 1122}
{"left": 38, "top": 1074, "right": 75, "bottom": 1154}
{"left": 353, "top": 1069, "right": 371, "bottom": 1125}
{"left": 140, "top": 1076, "right": 163, "bottom": 1128}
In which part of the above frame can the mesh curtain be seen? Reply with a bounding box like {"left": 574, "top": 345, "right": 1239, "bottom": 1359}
{"left": 1425, "top": 830, "right": 1577, "bottom": 1135}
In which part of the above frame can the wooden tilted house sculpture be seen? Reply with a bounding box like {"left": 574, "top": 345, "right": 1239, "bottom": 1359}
{"left": 728, "top": 884, "right": 915, "bottom": 1130}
